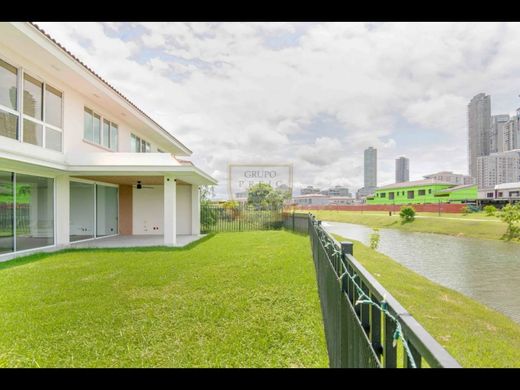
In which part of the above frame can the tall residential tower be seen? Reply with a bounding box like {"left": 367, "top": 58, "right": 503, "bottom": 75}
{"left": 364, "top": 146, "right": 377, "bottom": 188}
{"left": 395, "top": 156, "right": 410, "bottom": 183}
{"left": 468, "top": 93, "right": 491, "bottom": 179}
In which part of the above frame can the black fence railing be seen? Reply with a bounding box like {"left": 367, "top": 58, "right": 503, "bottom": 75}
{"left": 308, "top": 213, "right": 461, "bottom": 368}
{"left": 282, "top": 211, "right": 310, "bottom": 234}
{"left": 201, "top": 204, "right": 283, "bottom": 233}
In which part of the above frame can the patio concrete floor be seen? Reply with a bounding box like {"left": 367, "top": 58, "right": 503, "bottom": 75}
{"left": 70, "top": 234, "right": 204, "bottom": 248}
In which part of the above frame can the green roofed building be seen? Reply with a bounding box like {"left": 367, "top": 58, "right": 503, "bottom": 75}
{"left": 366, "top": 179, "right": 478, "bottom": 205}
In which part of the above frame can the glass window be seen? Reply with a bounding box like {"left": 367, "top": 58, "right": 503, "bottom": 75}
{"left": 0, "top": 110, "right": 18, "bottom": 140}
{"left": 110, "top": 123, "right": 118, "bottom": 151}
{"left": 93, "top": 113, "right": 101, "bottom": 144}
{"left": 23, "top": 74, "right": 43, "bottom": 120}
{"left": 69, "top": 181, "right": 95, "bottom": 242}
{"left": 45, "top": 127, "right": 62, "bottom": 152}
{"left": 96, "top": 185, "right": 118, "bottom": 237}
{"left": 84, "top": 107, "right": 93, "bottom": 141}
{"left": 23, "top": 119, "right": 43, "bottom": 146}
{"left": 15, "top": 174, "right": 54, "bottom": 251}
{"left": 418, "top": 190, "right": 426, "bottom": 196}
{"left": 141, "top": 139, "right": 146, "bottom": 152}
{"left": 145, "top": 142, "right": 151, "bottom": 153}
{"left": 0, "top": 171, "right": 14, "bottom": 254}
{"left": 44, "top": 84, "right": 62, "bottom": 128}
{"left": 0, "top": 58, "right": 17, "bottom": 110}
{"left": 103, "top": 119, "right": 110, "bottom": 148}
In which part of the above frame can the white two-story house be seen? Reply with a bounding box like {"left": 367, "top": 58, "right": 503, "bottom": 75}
{"left": 0, "top": 22, "right": 217, "bottom": 261}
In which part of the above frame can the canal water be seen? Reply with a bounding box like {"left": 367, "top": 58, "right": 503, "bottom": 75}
{"left": 322, "top": 221, "right": 520, "bottom": 324}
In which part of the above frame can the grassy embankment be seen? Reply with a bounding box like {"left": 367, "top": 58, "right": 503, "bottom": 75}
{"left": 331, "top": 233, "right": 520, "bottom": 368}
{"left": 0, "top": 231, "right": 327, "bottom": 368}
{"left": 310, "top": 209, "right": 510, "bottom": 241}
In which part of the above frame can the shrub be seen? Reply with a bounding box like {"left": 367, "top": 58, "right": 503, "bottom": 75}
{"left": 399, "top": 206, "right": 415, "bottom": 223}
{"left": 461, "top": 206, "right": 470, "bottom": 215}
{"left": 369, "top": 228, "right": 380, "bottom": 250}
{"left": 483, "top": 205, "right": 497, "bottom": 216}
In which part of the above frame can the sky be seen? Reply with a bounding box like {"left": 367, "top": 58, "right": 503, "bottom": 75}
{"left": 36, "top": 22, "right": 520, "bottom": 198}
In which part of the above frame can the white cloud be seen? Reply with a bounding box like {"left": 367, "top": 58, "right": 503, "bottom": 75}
{"left": 35, "top": 22, "right": 520, "bottom": 197}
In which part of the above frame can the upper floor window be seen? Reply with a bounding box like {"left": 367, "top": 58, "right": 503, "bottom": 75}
{"left": 0, "top": 58, "right": 62, "bottom": 152}
{"left": 131, "top": 133, "right": 151, "bottom": 153}
{"left": 84, "top": 107, "right": 118, "bottom": 151}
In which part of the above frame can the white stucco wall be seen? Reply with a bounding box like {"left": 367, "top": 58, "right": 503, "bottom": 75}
{"left": 132, "top": 184, "right": 192, "bottom": 236}
{"left": 132, "top": 185, "right": 164, "bottom": 235}
{"left": 176, "top": 184, "right": 192, "bottom": 235}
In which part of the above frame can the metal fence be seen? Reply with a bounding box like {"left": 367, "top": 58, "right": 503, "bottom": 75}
{"left": 201, "top": 203, "right": 283, "bottom": 233}
{"left": 308, "top": 213, "right": 461, "bottom": 368}
{"left": 282, "top": 211, "right": 310, "bottom": 234}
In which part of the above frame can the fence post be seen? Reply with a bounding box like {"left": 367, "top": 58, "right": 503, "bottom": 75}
{"left": 341, "top": 241, "right": 353, "bottom": 256}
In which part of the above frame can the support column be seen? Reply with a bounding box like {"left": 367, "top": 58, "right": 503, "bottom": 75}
{"left": 55, "top": 175, "right": 70, "bottom": 247}
{"left": 191, "top": 184, "right": 200, "bottom": 235}
{"left": 163, "top": 175, "right": 177, "bottom": 246}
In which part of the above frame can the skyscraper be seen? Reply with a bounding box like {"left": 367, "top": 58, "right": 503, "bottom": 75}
{"left": 364, "top": 146, "right": 377, "bottom": 188}
{"left": 468, "top": 93, "right": 491, "bottom": 179}
{"left": 395, "top": 156, "right": 409, "bottom": 183}
{"left": 503, "top": 110, "right": 520, "bottom": 152}
{"left": 490, "top": 114, "right": 510, "bottom": 154}
{"left": 357, "top": 147, "right": 377, "bottom": 199}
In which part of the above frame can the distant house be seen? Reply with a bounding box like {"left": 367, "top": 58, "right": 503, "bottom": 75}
{"left": 0, "top": 22, "right": 216, "bottom": 261}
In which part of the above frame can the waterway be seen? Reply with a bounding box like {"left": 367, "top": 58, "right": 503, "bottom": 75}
{"left": 322, "top": 221, "right": 520, "bottom": 324}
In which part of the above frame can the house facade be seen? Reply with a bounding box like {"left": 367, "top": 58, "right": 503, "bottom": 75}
{"left": 0, "top": 22, "right": 216, "bottom": 261}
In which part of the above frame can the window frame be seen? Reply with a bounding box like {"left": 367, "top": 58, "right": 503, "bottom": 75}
{"left": 0, "top": 53, "right": 64, "bottom": 153}
{"left": 131, "top": 132, "right": 152, "bottom": 153}
{"left": 83, "top": 106, "right": 119, "bottom": 152}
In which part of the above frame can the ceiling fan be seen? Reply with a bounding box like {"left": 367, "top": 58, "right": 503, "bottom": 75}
{"left": 134, "top": 180, "right": 154, "bottom": 190}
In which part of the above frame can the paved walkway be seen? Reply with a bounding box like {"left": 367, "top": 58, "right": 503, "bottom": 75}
{"left": 70, "top": 234, "right": 204, "bottom": 248}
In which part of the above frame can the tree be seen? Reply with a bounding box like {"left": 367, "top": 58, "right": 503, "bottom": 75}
{"left": 247, "top": 183, "right": 290, "bottom": 210}
{"left": 498, "top": 203, "right": 520, "bottom": 241}
{"left": 399, "top": 206, "right": 416, "bottom": 223}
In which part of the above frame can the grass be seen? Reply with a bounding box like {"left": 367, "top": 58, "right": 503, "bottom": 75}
{"left": 309, "top": 209, "right": 510, "bottom": 241}
{"left": 331, "top": 233, "right": 520, "bottom": 368}
{"left": 0, "top": 231, "right": 327, "bottom": 368}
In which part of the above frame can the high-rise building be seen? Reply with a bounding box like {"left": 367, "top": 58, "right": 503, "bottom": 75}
{"left": 364, "top": 147, "right": 377, "bottom": 188}
{"left": 503, "top": 111, "right": 520, "bottom": 152}
{"left": 423, "top": 171, "right": 475, "bottom": 185}
{"left": 357, "top": 147, "right": 377, "bottom": 200}
{"left": 490, "top": 114, "right": 510, "bottom": 153}
{"left": 477, "top": 150, "right": 520, "bottom": 190}
{"left": 468, "top": 93, "right": 491, "bottom": 179}
{"left": 395, "top": 156, "right": 409, "bottom": 183}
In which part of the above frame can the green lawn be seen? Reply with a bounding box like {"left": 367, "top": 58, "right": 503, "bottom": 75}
{"left": 331, "top": 233, "right": 520, "bottom": 368}
{"left": 0, "top": 232, "right": 327, "bottom": 368}
{"left": 310, "top": 209, "right": 510, "bottom": 241}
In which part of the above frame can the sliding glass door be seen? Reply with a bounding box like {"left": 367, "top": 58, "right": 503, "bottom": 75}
{"left": 15, "top": 174, "right": 54, "bottom": 251}
{"left": 70, "top": 181, "right": 118, "bottom": 242}
{"left": 96, "top": 185, "right": 118, "bottom": 237}
{"left": 0, "top": 172, "right": 14, "bottom": 254}
{"left": 0, "top": 171, "right": 54, "bottom": 255}
{"left": 69, "top": 181, "right": 95, "bottom": 242}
